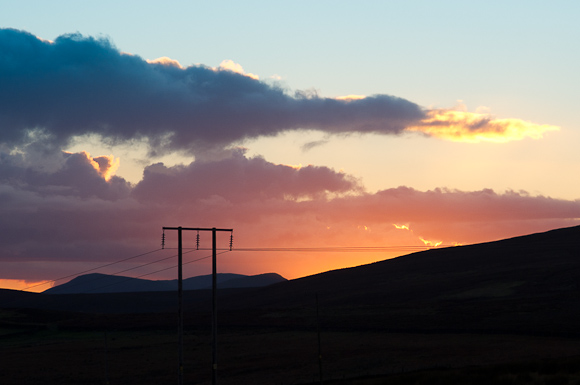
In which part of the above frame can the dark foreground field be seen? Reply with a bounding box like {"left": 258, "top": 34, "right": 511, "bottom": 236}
{"left": 2, "top": 225, "right": 580, "bottom": 384}
{"left": 2, "top": 308, "right": 580, "bottom": 385}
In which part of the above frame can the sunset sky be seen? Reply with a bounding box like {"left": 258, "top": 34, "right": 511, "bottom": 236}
{"left": 1, "top": 1, "right": 579, "bottom": 292}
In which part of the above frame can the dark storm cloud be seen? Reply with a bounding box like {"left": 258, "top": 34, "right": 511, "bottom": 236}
{"left": 0, "top": 28, "right": 425, "bottom": 154}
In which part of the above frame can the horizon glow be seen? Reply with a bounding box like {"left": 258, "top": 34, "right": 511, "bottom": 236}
{"left": 1, "top": 2, "right": 579, "bottom": 291}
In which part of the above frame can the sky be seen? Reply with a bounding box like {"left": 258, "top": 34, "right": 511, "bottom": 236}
{"left": 1, "top": 1, "right": 579, "bottom": 292}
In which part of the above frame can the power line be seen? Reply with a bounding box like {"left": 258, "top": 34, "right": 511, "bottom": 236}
{"left": 14, "top": 242, "right": 473, "bottom": 294}
{"left": 16, "top": 236, "right": 578, "bottom": 294}
{"left": 20, "top": 248, "right": 165, "bottom": 292}
{"left": 81, "top": 250, "right": 227, "bottom": 294}
{"left": 231, "top": 246, "right": 447, "bottom": 252}
{"left": 1, "top": 250, "right": 227, "bottom": 309}
{"left": 49, "top": 251, "right": 181, "bottom": 294}
{"left": 16, "top": 244, "right": 445, "bottom": 292}
{"left": 168, "top": 244, "right": 449, "bottom": 252}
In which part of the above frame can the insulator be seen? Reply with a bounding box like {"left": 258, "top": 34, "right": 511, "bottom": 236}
{"left": 161, "top": 231, "right": 165, "bottom": 249}
{"left": 196, "top": 231, "right": 200, "bottom": 250}
{"left": 229, "top": 232, "right": 233, "bottom": 251}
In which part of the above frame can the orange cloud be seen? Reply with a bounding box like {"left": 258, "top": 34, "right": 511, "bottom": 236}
{"left": 218, "top": 59, "right": 259, "bottom": 80}
{"left": 410, "top": 109, "right": 559, "bottom": 143}
{"left": 62, "top": 150, "right": 119, "bottom": 180}
{"left": 283, "top": 163, "right": 303, "bottom": 170}
{"left": 92, "top": 154, "right": 120, "bottom": 181}
{"left": 75, "top": 152, "right": 120, "bottom": 181}
{"left": 335, "top": 95, "right": 367, "bottom": 101}
{"left": 419, "top": 237, "right": 442, "bottom": 247}
{"left": 147, "top": 56, "right": 184, "bottom": 69}
{"left": 393, "top": 224, "right": 451, "bottom": 247}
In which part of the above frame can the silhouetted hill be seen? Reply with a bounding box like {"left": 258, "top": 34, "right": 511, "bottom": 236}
{"left": 212, "top": 273, "right": 288, "bottom": 289}
{"left": 3, "top": 225, "right": 580, "bottom": 385}
{"left": 43, "top": 272, "right": 286, "bottom": 294}
{"left": 220, "top": 224, "right": 580, "bottom": 334}
{"left": 2, "top": 225, "right": 580, "bottom": 336}
{"left": 247, "top": 225, "right": 578, "bottom": 303}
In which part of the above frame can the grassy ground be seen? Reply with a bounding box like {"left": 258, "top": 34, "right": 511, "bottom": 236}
{"left": 327, "top": 358, "right": 580, "bottom": 385}
{"left": 3, "top": 320, "right": 580, "bottom": 385}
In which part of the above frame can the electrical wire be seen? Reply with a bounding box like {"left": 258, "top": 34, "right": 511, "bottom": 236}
{"left": 230, "top": 246, "right": 448, "bottom": 252}
{"left": 167, "top": 245, "right": 451, "bottom": 252}
{"left": 17, "top": 244, "right": 450, "bottom": 293}
{"left": 19, "top": 248, "right": 165, "bottom": 292}
{"left": 80, "top": 250, "right": 230, "bottom": 293}
{"left": 1, "top": 249, "right": 228, "bottom": 307}
{"left": 47, "top": 251, "right": 181, "bottom": 294}
{"left": 19, "top": 235, "right": 579, "bottom": 294}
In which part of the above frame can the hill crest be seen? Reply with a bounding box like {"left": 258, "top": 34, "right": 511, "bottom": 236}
{"left": 43, "top": 272, "right": 287, "bottom": 294}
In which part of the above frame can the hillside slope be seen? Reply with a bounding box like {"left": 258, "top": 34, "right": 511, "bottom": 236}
{"left": 221, "top": 225, "right": 580, "bottom": 334}
{"left": 2, "top": 225, "right": 579, "bottom": 336}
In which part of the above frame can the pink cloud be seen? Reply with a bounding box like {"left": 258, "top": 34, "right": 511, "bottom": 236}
{"left": 0, "top": 27, "right": 576, "bottom": 285}
{"left": 132, "top": 149, "right": 360, "bottom": 204}
{"left": 1, "top": 147, "right": 578, "bottom": 283}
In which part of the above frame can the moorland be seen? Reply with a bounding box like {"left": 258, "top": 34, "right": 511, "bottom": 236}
{"left": 2, "top": 225, "right": 580, "bottom": 384}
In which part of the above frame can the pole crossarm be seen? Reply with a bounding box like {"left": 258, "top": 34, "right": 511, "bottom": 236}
{"left": 163, "top": 227, "right": 233, "bottom": 232}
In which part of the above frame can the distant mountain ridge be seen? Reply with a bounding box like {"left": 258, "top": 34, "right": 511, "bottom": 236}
{"left": 43, "top": 272, "right": 286, "bottom": 294}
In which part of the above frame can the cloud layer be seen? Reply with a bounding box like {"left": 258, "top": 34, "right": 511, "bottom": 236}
{"left": 1, "top": 28, "right": 557, "bottom": 158}
{"left": 411, "top": 110, "right": 559, "bottom": 143}
{"left": 0, "top": 29, "right": 424, "bottom": 155}
{"left": 0, "top": 29, "right": 573, "bottom": 289}
{"left": 1, "top": 144, "right": 578, "bottom": 284}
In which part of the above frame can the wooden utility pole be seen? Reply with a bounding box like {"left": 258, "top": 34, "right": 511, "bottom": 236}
{"left": 162, "top": 226, "right": 233, "bottom": 385}
{"left": 177, "top": 227, "right": 183, "bottom": 385}
{"left": 212, "top": 228, "right": 218, "bottom": 385}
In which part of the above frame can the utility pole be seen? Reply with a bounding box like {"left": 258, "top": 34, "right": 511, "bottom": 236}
{"left": 178, "top": 227, "right": 183, "bottom": 385}
{"left": 212, "top": 228, "right": 218, "bottom": 385}
{"left": 162, "top": 226, "right": 233, "bottom": 385}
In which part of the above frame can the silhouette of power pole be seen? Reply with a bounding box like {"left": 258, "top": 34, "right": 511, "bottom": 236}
{"left": 162, "top": 226, "right": 233, "bottom": 385}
